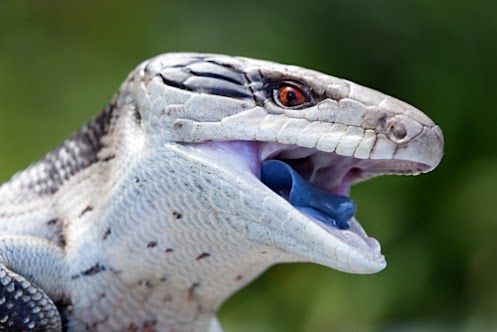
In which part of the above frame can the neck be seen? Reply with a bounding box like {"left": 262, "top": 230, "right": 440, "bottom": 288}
{"left": 64, "top": 141, "right": 284, "bottom": 330}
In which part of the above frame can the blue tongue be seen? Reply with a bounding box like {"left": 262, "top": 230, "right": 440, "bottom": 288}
{"left": 261, "top": 160, "right": 356, "bottom": 230}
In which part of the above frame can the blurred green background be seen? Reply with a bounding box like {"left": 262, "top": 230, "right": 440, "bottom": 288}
{"left": 1, "top": 1, "right": 496, "bottom": 331}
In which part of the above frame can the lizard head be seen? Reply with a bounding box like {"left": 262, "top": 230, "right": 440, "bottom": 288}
{"left": 119, "top": 53, "right": 443, "bottom": 275}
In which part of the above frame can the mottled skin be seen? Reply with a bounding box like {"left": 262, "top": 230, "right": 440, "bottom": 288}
{"left": 0, "top": 53, "right": 443, "bottom": 331}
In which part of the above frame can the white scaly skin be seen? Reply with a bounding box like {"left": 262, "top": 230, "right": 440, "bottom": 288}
{"left": 0, "top": 53, "right": 443, "bottom": 331}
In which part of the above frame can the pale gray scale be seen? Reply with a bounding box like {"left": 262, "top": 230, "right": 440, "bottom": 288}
{"left": 158, "top": 68, "right": 191, "bottom": 85}
{"left": 159, "top": 54, "right": 209, "bottom": 69}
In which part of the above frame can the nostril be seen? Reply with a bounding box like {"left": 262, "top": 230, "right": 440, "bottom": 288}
{"left": 387, "top": 122, "right": 408, "bottom": 143}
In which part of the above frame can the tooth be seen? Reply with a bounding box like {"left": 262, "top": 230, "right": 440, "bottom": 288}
{"left": 335, "top": 126, "right": 364, "bottom": 156}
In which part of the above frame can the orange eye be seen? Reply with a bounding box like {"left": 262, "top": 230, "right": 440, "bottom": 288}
{"left": 276, "top": 84, "right": 307, "bottom": 108}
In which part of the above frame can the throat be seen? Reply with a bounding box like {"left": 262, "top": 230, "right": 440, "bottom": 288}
{"left": 66, "top": 147, "right": 287, "bottom": 330}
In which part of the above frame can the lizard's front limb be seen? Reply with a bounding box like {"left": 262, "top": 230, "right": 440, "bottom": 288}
{"left": 0, "top": 236, "right": 67, "bottom": 331}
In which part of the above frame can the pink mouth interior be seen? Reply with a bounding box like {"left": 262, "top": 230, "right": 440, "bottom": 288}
{"left": 194, "top": 140, "right": 429, "bottom": 231}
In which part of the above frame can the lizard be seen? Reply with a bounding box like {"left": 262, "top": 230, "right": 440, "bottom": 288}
{"left": 0, "top": 53, "right": 443, "bottom": 331}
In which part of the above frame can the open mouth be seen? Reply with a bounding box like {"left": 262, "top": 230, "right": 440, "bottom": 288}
{"left": 258, "top": 142, "right": 429, "bottom": 230}
{"left": 190, "top": 139, "right": 433, "bottom": 273}
{"left": 261, "top": 159, "right": 357, "bottom": 231}
{"left": 256, "top": 142, "right": 429, "bottom": 260}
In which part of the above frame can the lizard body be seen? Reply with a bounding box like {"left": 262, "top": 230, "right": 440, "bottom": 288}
{"left": 0, "top": 53, "right": 443, "bottom": 331}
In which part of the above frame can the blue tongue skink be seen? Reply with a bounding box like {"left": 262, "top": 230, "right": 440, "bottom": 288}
{"left": 261, "top": 160, "right": 356, "bottom": 230}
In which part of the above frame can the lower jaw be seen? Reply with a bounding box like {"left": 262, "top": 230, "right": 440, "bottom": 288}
{"left": 189, "top": 140, "right": 386, "bottom": 271}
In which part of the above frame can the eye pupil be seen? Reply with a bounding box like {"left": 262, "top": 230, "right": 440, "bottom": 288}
{"left": 286, "top": 91, "right": 297, "bottom": 103}
{"left": 276, "top": 84, "right": 307, "bottom": 108}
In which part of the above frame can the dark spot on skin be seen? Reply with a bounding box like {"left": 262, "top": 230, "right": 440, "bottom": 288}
{"left": 377, "top": 114, "right": 388, "bottom": 130}
{"left": 46, "top": 218, "right": 58, "bottom": 225}
{"left": 127, "top": 323, "right": 139, "bottom": 332}
{"left": 46, "top": 217, "right": 65, "bottom": 247}
{"left": 72, "top": 263, "right": 106, "bottom": 279}
{"left": 235, "top": 275, "right": 243, "bottom": 281}
{"left": 134, "top": 177, "right": 140, "bottom": 183}
{"left": 193, "top": 304, "right": 204, "bottom": 320}
{"left": 82, "top": 263, "right": 106, "bottom": 276}
{"left": 188, "top": 282, "right": 200, "bottom": 301}
{"left": 103, "top": 228, "right": 111, "bottom": 240}
{"left": 59, "top": 234, "right": 67, "bottom": 247}
{"left": 101, "top": 154, "right": 116, "bottom": 162}
{"left": 143, "top": 320, "right": 157, "bottom": 332}
{"left": 165, "top": 248, "right": 174, "bottom": 253}
{"left": 109, "top": 267, "right": 122, "bottom": 275}
{"left": 261, "top": 251, "right": 267, "bottom": 254}
{"left": 137, "top": 280, "right": 153, "bottom": 288}
{"left": 196, "top": 252, "right": 211, "bottom": 260}
{"left": 133, "top": 109, "right": 142, "bottom": 124}
{"left": 160, "top": 276, "right": 167, "bottom": 282}
{"left": 147, "top": 241, "right": 157, "bottom": 248}
{"left": 79, "top": 205, "right": 93, "bottom": 218}
{"left": 86, "top": 316, "right": 109, "bottom": 331}
{"left": 163, "top": 294, "right": 173, "bottom": 303}
{"left": 173, "top": 122, "right": 184, "bottom": 129}
{"left": 172, "top": 211, "right": 182, "bottom": 219}
{"left": 55, "top": 298, "right": 73, "bottom": 331}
